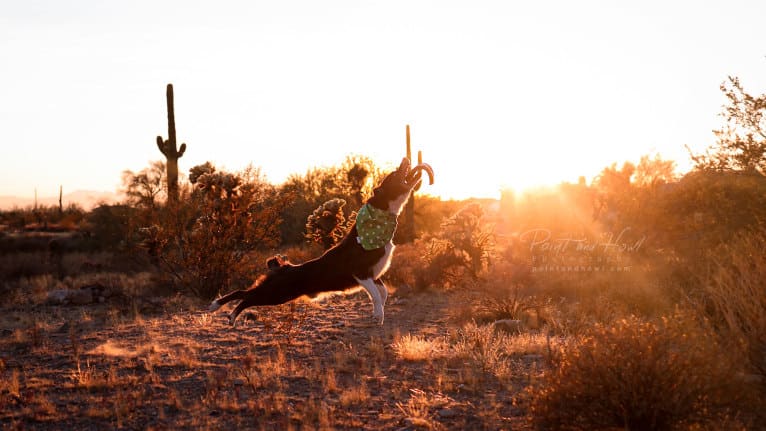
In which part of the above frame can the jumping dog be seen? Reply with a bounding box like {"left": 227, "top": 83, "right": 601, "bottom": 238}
{"left": 208, "top": 158, "right": 434, "bottom": 326}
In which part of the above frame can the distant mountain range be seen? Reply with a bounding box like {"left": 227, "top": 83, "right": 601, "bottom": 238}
{"left": 0, "top": 190, "right": 122, "bottom": 211}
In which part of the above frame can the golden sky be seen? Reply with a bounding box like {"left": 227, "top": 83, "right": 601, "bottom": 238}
{"left": 1, "top": 1, "right": 765, "bottom": 200}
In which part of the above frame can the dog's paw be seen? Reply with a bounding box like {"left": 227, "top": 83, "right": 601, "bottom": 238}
{"left": 373, "top": 311, "right": 384, "bottom": 326}
{"left": 208, "top": 300, "right": 222, "bottom": 312}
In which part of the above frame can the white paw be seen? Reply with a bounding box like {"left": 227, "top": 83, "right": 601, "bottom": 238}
{"left": 373, "top": 311, "right": 384, "bottom": 326}
{"left": 208, "top": 300, "right": 221, "bottom": 312}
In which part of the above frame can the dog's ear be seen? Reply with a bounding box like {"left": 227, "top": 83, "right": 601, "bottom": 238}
{"left": 266, "top": 254, "right": 288, "bottom": 270}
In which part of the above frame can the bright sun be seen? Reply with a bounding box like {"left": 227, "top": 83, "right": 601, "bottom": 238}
{"left": 421, "top": 150, "right": 593, "bottom": 201}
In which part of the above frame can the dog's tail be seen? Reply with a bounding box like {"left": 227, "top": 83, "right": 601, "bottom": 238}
{"left": 208, "top": 289, "right": 248, "bottom": 312}
{"left": 209, "top": 255, "right": 291, "bottom": 313}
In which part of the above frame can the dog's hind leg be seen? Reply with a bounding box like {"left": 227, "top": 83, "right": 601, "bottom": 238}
{"left": 354, "top": 276, "right": 384, "bottom": 325}
{"left": 228, "top": 298, "right": 256, "bottom": 327}
{"left": 375, "top": 279, "right": 388, "bottom": 305}
{"left": 209, "top": 289, "right": 247, "bottom": 312}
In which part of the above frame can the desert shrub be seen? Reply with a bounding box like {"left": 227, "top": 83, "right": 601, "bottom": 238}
{"left": 384, "top": 241, "right": 427, "bottom": 293}
{"left": 305, "top": 198, "right": 354, "bottom": 250}
{"left": 409, "top": 195, "right": 463, "bottom": 238}
{"left": 656, "top": 171, "right": 766, "bottom": 264}
{"left": 527, "top": 312, "right": 739, "bottom": 431}
{"left": 0, "top": 251, "right": 51, "bottom": 279}
{"left": 83, "top": 204, "right": 136, "bottom": 250}
{"left": 417, "top": 203, "right": 494, "bottom": 289}
{"left": 698, "top": 230, "right": 766, "bottom": 390}
{"left": 139, "top": 163, "right": 286, "bottom": 300}
{"left": 0, "top": 203, "right": 87, "bottom": 232}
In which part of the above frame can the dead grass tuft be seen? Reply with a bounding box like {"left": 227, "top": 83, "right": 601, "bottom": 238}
{"left": 338, "top": 380, "right": 370, "bottom": 407}
{"left": 395, "top": 388, "right": 452, "bottom": 430}
{"left": 451, "top": 322, "right": 511, "bottom": 381}
{"left": 392, "top": 333, "right": 446, "bottom": 362}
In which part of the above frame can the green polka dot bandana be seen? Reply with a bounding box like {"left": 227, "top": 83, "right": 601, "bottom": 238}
{"left": 355, "top": 203, "right": 398, "bottom": 250}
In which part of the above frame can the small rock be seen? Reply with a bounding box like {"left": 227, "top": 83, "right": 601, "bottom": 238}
{"left": 437, "top": 408, "right": 458, "bottom": 418}
{"left": 47, "top": 290, "right": 70, "bottom": 305}
{"left": 68, "top": 289, "right": 93, "bottom": 305}
{"left": 80, "top": 283, "right": 106, "bottom": 296}
{"left": 47, "top": 289, "right": 92, "bottom": 305}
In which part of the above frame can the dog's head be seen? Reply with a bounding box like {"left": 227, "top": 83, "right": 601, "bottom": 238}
{"left": 368, "top": 158, "right": 434, "bottom": 215}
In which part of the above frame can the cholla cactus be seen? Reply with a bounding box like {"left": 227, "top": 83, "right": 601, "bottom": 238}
{"left": 306, "top": 198, "right": 353, "bottom": 250}
{"left": 189, "top": 162, "right": 215, "bottom": 184}
{"left": 149, "top": 162, "right": 285, "bottom": 300}
{"left": 420, "top": 203, "right": 495, "bottom": 287}
{"left": 190, "top": 162, "right": 237, "bottom": 194}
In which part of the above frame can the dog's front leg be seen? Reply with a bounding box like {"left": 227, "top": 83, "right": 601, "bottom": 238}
{"left": 354, "top": 276, "right": 384, "bottom": 325}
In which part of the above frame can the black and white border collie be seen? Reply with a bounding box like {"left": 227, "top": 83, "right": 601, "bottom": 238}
{"left": 208, "top": 158, "right": 434, "bottom": 326}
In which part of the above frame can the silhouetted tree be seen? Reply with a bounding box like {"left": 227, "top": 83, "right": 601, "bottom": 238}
{"left": 122, "top": 160, "right": 167, "bottom": 210}
{"left": 690, "top": 76, "right": 766, "bottom": 175}
{"left": 634, "top": 154, "right": 677, "bottom": 187}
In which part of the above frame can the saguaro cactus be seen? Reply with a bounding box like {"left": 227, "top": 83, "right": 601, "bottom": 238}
{"left": 396, "top": 124, "right": 422, "bottom": 244}
{"left": 156, "top": 84, "right": 187, "bottom": 203}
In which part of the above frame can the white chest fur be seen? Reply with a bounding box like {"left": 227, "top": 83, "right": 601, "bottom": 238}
{"left": 372, "top": 242, "right": 395, "bottom": 280}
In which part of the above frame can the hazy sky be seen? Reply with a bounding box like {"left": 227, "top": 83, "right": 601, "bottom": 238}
{"left": 1, "top": 1, "right": 765, "bottom": 200}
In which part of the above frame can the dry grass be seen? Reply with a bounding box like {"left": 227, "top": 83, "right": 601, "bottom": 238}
{"left": 1, "top": 232, "right": 762, "bottom": 430}
{"left": 392, "top": 333, "right": 447, "bottom": 361}
{"left": 338, "top": 380, "right": 370, "bottom": 407}
{"left": 701, "top": 231, "right": 766, "bottom": 388}
{"left": 395, "top": 388, "right": 451, "bottom": 430}
{"left": 526, "top": 312, "right": 743, "bottom": 430}
{"left": 451, "top": 322, "right": 512, "bottom": 381}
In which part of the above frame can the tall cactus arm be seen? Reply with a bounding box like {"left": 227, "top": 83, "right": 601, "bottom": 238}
{"left": 157, "top": 136, "right": 169, "bottom": 157}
